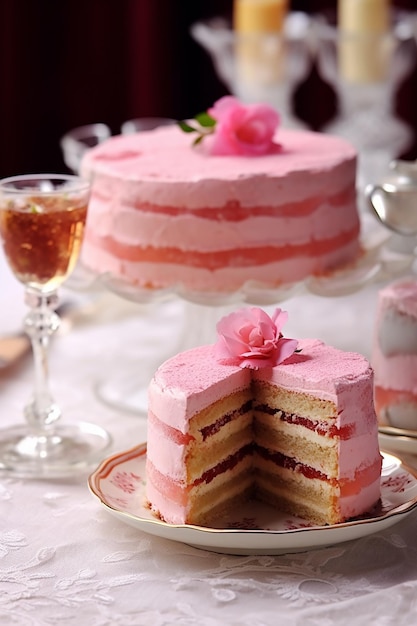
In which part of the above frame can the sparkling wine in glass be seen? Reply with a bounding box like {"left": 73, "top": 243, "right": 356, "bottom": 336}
{"left": 0, "top": 174, "right": 111, "bottom": 477}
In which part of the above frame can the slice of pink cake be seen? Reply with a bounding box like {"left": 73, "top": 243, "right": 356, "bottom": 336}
{"left": 146, "top": 309, "right": 382, "bottom": 527}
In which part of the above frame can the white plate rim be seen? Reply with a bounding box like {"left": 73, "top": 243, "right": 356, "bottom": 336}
{"left": 379, "top": 431, "right": 417, "bottom": 457}
{"left": 88, "top": 443, "right": 417, "bottom": 555}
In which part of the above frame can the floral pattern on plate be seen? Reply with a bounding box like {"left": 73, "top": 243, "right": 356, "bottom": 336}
{"left": 88, "top": 444, "right": 417, "bottom": 555}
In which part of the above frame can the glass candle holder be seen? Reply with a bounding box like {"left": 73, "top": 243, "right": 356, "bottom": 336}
{"left": 191, "top": 12, "right": 313, "bottom": 129}
{"left": 314, "top": 12, "right": 416, "bottom": 199}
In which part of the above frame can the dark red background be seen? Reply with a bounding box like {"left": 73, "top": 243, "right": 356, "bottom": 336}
{"left": 1, "top": 0, "right": 416, "bottom": 178}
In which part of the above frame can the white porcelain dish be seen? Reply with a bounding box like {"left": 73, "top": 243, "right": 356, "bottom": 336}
{"left": 88, "top": 444, "right": 417, "bottom": 555}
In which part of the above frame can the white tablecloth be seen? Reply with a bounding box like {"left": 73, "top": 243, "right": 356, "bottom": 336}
{"left": 1, "top": 253, "right": 417, "bottom": 626}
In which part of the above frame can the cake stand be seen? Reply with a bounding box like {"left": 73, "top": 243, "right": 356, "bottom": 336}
{"left": 71, "top": 205, "right": 417, "bottom": 417}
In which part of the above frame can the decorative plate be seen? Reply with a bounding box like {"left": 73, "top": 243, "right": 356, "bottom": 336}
{"left": 88, "top": 444, "right": 417, "bottom": 555}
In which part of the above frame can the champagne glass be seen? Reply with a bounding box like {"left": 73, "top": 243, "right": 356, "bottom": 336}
{"left": 0, "top": 174, "right": 111, "bottom": 478}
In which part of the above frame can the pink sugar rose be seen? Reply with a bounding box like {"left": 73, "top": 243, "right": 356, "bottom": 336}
{"left": 215, "top": 307, "right": 298, "bottom": 370}
{"left": 208, "top": 96, "right": 280, "bottom": 156}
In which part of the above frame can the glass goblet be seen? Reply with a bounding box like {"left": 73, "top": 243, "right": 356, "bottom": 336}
{"left": 0, "top": 174, "right": 111, "bottom": 478}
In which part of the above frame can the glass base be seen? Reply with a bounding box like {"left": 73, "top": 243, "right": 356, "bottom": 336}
{"left": 0, "top": 422, "right": 112, "bottom": 479}
{"left": 93, "top": 301, "right": 237, "bottom": 416}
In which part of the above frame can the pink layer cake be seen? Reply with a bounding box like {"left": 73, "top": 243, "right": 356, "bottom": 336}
{"left": 80, "top": 124, "right": 360, "bottom": 293}
{"left": 373, "top": 278, "right": 417, "bottom": 429}
{"left": 146, "top": 333, "right": 382, "bottom": 526}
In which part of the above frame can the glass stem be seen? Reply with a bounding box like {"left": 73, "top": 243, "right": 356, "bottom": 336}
{"left": 23, "top": 289, "right": 61, "bottom": 432}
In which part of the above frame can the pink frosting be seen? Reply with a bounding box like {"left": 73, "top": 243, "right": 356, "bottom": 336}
{"left": 253, "top": 338, "right": 373, "bottom": 404}
{"left": 149, "top": 340, "right": 375, "bottom": 429}
{"left": 147, "top": 345, "right": 250, "bottom": 433}
{"left": 81, "top": 126, "right": 356, "bottom": 210}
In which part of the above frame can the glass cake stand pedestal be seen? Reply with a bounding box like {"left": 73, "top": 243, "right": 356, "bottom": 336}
{"left": 90, "top": 274, "right": 303, "bottom": 416}
{"left": 74, "top": 206, "right": 417, "bottom": 417}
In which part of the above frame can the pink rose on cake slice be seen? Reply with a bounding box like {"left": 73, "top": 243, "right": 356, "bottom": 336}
{"left": 215, "top": 307, "right": 298, "bottom": 369}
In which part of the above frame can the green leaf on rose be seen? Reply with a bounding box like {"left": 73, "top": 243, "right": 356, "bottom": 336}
{"left": 178, "top": 121, "right": 197, "bottom": 133}
{"left": 178, "top": 111, "right": 217, "bottom": 147}
{"left": 195, "top": 112, "right": 216, "bottom": 128}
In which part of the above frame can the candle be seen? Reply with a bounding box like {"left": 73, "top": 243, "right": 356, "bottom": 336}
{"left": 338, "top": 0, "right": 390, "bottom": 34}
{"left": 233, "top": 0, "right": 289, "bottom": 86}
{"left": 338, "top": 0, "right": 391, "bottom": 83}
{"left": 234, "top": 0, "right": 289, "bottom": 34}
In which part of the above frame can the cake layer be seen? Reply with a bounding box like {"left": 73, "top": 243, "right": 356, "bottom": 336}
{"left": 146, "top": 451, "right": 254, "bottom": 526}
{"left": 256, "top": 470, "right": 381, "bottom": 526}
{"left": 84, "top": 189, "right": 358, "bottom": 250}
{"left": 80, "top": 241, "right": 359, "bottom": 291}
{"left": 253, "top": 378, "right": 381, "bottom": 523}
{"left": 84, "top": 228, "right": 358, "bottom": 268}
{"left": 81, "top": 125, "right": 360, "bottom": 292}
{"left": 147, "top": 391, "right": 253, "bottom": 483}
{"left": 253, "top": 382, "right": 381, "bottom": 476}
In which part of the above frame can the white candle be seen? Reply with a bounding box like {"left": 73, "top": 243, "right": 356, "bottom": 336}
{"left": 338, "top": 0, "right": 391, "bottom": 83}
{"left": 233, "top": 0, "right": 289, "bottom": 86}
